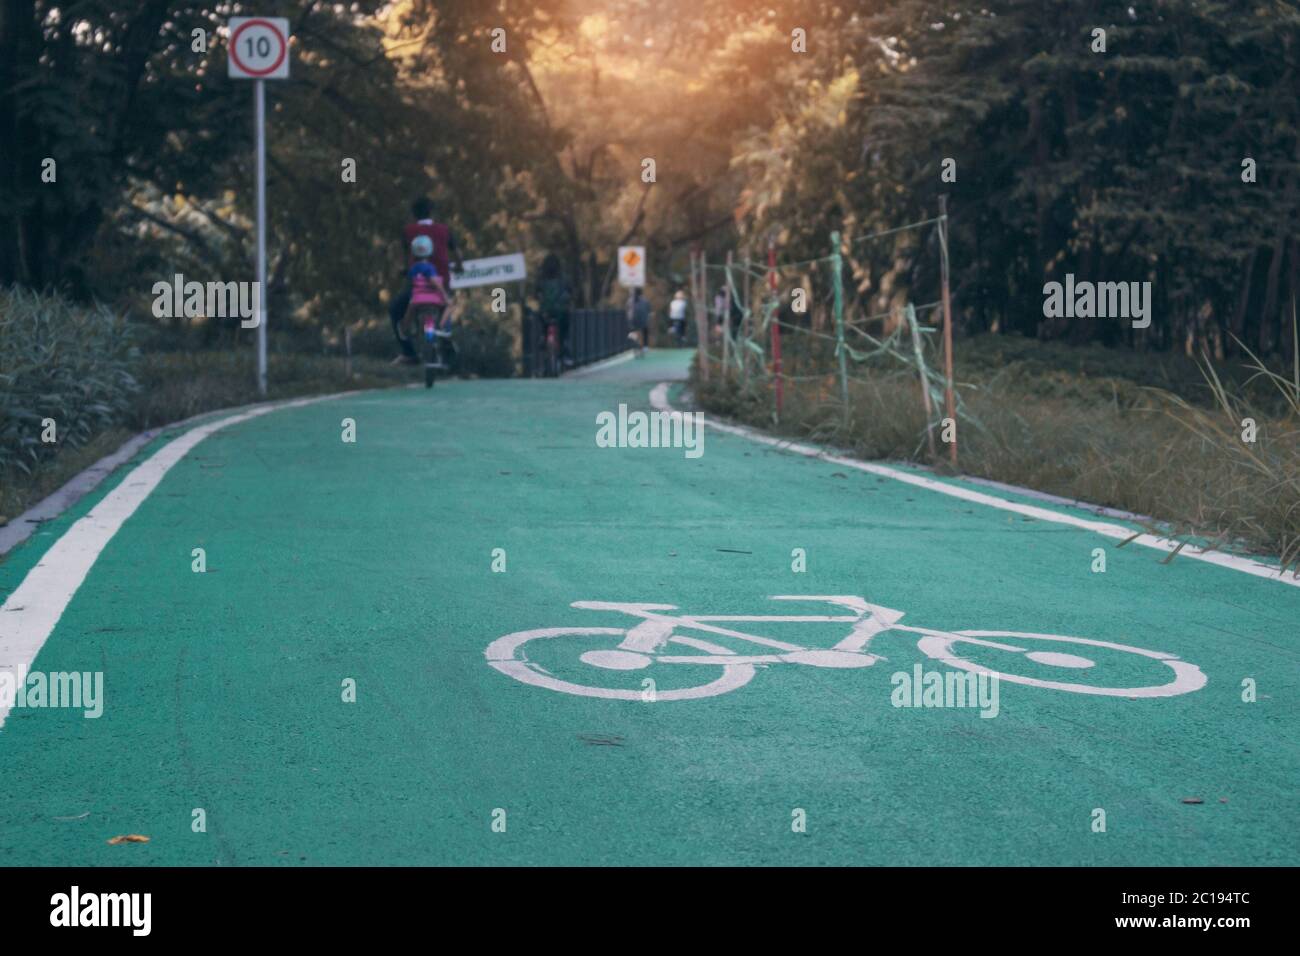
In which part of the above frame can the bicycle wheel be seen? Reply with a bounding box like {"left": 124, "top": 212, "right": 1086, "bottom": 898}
{"left": 484, "top": 627, "right": 756, "bottom": 701}
{"left": 415, "top": 309, "right": 437, "bottom": 387}
{"left": 912, "top": 627, "right": 1206, "bottom": 697}
{"left": 531, "top": 338, "right": 545, "bottom": 378}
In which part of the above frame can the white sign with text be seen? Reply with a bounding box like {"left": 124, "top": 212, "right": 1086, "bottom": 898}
{"left": 450, "top": 252, "right": 527, "bottom": 289}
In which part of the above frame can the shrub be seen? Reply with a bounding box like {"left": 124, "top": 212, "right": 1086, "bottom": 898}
{"left": 449, "top": 296, "right": 517, "bottom": 378}
{"left": 0, "top": 286, "right": 139, "bottom": 475}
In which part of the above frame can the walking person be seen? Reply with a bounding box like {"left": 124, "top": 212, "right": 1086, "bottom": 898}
{"left": 669, "top": 289, "right": 688, "bottom": 346}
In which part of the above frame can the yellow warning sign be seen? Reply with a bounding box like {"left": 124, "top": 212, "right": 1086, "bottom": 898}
{"left": 618, "top": 245, "right": 646, "bottom": 287}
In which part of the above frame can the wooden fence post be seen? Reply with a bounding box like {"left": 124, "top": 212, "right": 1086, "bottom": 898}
{"left": 939, "top": 196, "right": 957, "bottom": 467}
{"left": 830, "top": 230, "right": 848, "bottom": 424}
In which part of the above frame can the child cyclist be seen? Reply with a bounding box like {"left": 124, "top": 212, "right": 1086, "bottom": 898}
{"left": 405, "top": 235, "right": 450, "bottom": 336}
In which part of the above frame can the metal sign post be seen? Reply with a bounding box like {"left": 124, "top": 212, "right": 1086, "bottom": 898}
{"left": 618, "top": 245, "right": 646, "bottom": 351}
{"left": 255, "top": 78, "right": 267, "bottom": 395}
{"left": 229, "top": 17, "right": 290, "bottom": 396}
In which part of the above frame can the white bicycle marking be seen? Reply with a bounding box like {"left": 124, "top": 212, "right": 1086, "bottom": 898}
{"left": 484, "top": 627, "right": 756, "bottom": 701}
{"left": 916, "top": 629, "right": 1207, "bottom": 698}
{"left": 484, "top": 596, "right": 1208, "bottom": 702}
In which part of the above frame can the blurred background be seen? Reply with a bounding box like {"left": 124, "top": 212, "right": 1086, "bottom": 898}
{"left": 2, "top": 1, "right": 1298, "bottom": 565}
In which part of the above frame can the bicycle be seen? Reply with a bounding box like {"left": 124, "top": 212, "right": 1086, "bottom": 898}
{"left": 528, "top": 308, "right": 562, "bottom": 378}
{"left": 484, "top": 595, "right": 1208, "bottom": 702}
{"left": 412, "top": 303, "right": 452, "bottom": 388}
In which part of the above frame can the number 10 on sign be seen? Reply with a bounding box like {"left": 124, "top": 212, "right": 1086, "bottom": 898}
{"left": 228, "top": 17, "right": 290, "bottom": 395}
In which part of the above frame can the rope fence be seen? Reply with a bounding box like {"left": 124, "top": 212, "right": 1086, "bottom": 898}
{"left": 690, "top": 202, "right": 970, "bottom": 465}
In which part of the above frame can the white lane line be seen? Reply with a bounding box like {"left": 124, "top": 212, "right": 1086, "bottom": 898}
{"left": 649, "top": 382, "right": 1300, "bottom": 588}
{"left": 0, "top": 393, "right": 344, "bottom": 728}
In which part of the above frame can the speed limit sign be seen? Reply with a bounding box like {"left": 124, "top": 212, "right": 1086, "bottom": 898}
{"left": 228, "top": 17, "right": 290, "bottom": 79}
{"left": 228, "top": 15, "right": 291, "bottom": 396}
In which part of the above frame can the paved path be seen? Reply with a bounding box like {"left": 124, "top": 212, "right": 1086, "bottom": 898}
{"left": 0, "top": 349, "right": 1295, "bottom": 865}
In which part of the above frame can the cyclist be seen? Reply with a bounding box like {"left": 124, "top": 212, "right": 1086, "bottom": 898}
{"left": 536, "top": 253, "right": 573, "bottom": 366}
{"left": 389, "top": 197, "right": 464, "bottom": 364}
{"left": 406, "top": 235, "right": 449, "bottom": 321}
{"left": 627, "top": 288, "right": 650, "bottom": 357}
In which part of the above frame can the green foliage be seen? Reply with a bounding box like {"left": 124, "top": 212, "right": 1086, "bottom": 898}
{"left": 12, "top": 0, "right": 1296, "bottom": 366}
{"left": 0, "top": 286, "right": 139, "bottom": 476}
{"left": 450, "top": 299, "right": 518, "bottom": 379}
{"left": 732, "top": 0, "right": 1300, "bottom": 356}
{"left": 1, "top": 1, "right": 409, "bottom": 317}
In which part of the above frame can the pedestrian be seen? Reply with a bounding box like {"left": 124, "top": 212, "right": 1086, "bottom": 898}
{"left": 669, "top": 289, "right": 688, "bottom": 346}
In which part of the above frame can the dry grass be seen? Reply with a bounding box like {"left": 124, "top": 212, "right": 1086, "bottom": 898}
{"left": 1143, "top": 319, "right": 1300, "bottom": 571}
{"left": 696, "top": 330, "right": 1300, "bottom": 573}
{"left": 126, "top": 351, "right": 406, "bottom": 430}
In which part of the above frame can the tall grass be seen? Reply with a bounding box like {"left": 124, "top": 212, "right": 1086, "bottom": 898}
{"left": 1145, "top": 310, "right": 1300, "bottom": 571}
{"left": 695, "top": 328, "right": 1300, "bottom": 574}
{"left": 0, "top": 286, "right": 139, "bottom": 476}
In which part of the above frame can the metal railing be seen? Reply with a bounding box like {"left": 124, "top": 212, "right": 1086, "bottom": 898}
{"left": 521, "top": 307, "right": 630, "bottom": 377}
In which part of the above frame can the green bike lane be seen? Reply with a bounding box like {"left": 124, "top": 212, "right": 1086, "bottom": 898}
{"left": 0, "top": 350, "right": 1296, "bottom": 865}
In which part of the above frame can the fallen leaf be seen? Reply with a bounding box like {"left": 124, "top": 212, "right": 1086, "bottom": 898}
{"left": 107, "top": 834, "right": 150, "bottom": 845}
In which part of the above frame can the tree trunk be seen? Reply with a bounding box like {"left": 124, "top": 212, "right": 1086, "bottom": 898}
{"left": 1260, "top": 136, "right": 1300, "bottom": 354}
{"left": 1027, "top": 96, "right": 1051, "bottom": 338}
{"left": 1230, "top": 248, "right": 1256, "bottom": 350}
{"left": 1286, "top": 237, "right": 1300, "bottom": 366}
{"left": 1260, "top": 234, "right": 1286, "bottom": 355}
{"left": 0, "top": 0, "right": 39, "bottom": 285}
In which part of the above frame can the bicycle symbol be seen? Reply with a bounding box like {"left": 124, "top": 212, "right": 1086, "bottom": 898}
{"left": 484, "top": 595, "right": 1207, "bottom": 701}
